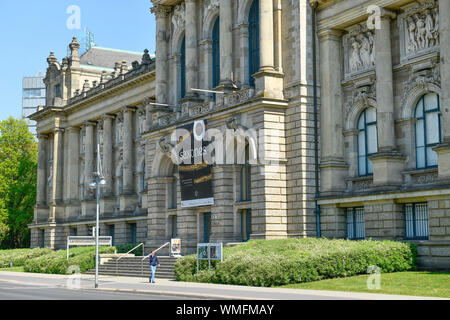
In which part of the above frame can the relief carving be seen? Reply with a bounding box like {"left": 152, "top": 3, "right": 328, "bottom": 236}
{"left": 344, "top": 24, "right": 375, "bottom": 76}
{"left": 172, "top": 2, "right": 185, "bottom": 30}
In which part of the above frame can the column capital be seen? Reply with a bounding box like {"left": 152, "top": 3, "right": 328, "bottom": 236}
{"left": 83, "top": 120, "right": 97, "bottom": 128}
{"left": 37, "top": 133, "right": 49, "bottom": 140}
{"left": 150, "top": 4, "right": 171, "bottom": 18}
{"left": 54, "top": 128, "right": 65, "bottom": 134}
{"left": 101, "top": 113, "right": 116, "bottom": 121}
{"left": 378, "top": 8, "right": 396, "bottom": 20}
{"left": 318, "top": 29, "right": 343, "bottom": 41}
{"left": 121, "top": 106, "right": 137, "bottom": 114}
{"left": 66, "top": 126, "right": 81, "bottom": 134}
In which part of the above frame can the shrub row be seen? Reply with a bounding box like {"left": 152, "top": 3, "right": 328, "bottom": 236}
{"left": 174, "top": 238, "right": 417, "bottom": 287}
{"left": 23, "top": 246, "right": 116, "bottom": 274}
{"left": 115, "top": 243, "right": 144, "bottom": 256}
{"left": 0, "top": 248, "right": 52, "bottom": 268}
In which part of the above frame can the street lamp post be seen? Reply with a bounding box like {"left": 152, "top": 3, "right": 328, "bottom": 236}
{"left": 89, "top": 144, "right": 106, "bottom": 289}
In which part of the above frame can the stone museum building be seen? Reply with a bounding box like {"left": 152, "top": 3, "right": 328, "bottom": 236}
{"left": 29, "top": 0, "right": 450, "bottom": 269}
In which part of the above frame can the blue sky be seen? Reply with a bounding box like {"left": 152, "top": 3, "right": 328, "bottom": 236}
{"left": 0, "top": 0, "right": 156, "bottom": 121}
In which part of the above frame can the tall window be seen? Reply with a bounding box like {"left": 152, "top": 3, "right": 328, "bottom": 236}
{"left": 241, "top": 209, "right": 252, "bottom": 242}
{"left": 405, "top": 203, "right": 429, "bottom": 240}
{"left": 129, "top": 223, "right": 137, "bottom": 244}
{"left": 141, "top": 162, "right": 147, "bottom": 191}
{"left": 180, "top": 36, "right": 186, "bottom": 99}
{"left": 248, "top": 0, "right": 259, "bottom": 87}
{"left": 240, "top": 144, "right": 252, "bottom": 201}
{"left": 357, "top": 107, "right": 378, "bottom": 176}
{"left": 346, "top": 207, "right": 365, "bottom": 240}
{"left": 212, "top": 17, "right": 220, "bottom": 89}
{"left": 169, "top": 165, "right": 178, "bottom": 210}
{"left": 415, "top": 93, "right": 441, "bottom": 169}
{"left": 169, "top": 215, "right": 177, "bottom": 239}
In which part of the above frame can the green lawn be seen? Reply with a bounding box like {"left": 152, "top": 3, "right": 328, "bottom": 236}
{"left": 0, "top": 267, "right": 25, "bottom": 272}
{"left": 280, "top": 272, "right": 450, "bottom": 298}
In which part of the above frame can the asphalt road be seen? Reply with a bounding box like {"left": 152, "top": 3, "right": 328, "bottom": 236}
{"left": 0, "top": 280, "right": 187, "bottom": 300}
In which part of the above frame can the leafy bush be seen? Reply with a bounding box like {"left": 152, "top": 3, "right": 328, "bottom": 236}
{"left": 115, "top": 243, "right": 143, "bottom": 256}
{"left": 0, "top": 248, "right": 51, "bottom": 268}
{"left": 23, "top": 246, "right": 116, "bottom": 274}
{"left": 174, "top": 239, "right": 417, "bottom": 287}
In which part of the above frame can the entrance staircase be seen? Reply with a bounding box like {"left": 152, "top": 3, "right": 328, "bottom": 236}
{"left": 85, "top": 256, "right": 178, "bottom": 280}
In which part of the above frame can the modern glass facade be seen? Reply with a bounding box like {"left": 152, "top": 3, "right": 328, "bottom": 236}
{"left": 22, "top": 76, "right": 45, "bottom": 137}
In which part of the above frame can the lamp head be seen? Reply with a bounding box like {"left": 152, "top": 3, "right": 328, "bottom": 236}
{"left": 88, "top": 181, "right": 97, "bottom": 190}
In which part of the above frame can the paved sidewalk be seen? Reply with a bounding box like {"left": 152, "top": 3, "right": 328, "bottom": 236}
{"left": 0, "top": 271, "right": 446, "bottom": 300}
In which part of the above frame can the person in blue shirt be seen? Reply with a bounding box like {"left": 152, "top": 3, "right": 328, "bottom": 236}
{"left": 149, "top": 251, "right": 160, "bottom": 283}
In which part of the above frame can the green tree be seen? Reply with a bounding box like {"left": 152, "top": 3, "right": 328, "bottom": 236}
{"left": 0, "top": 117, "right": 37, "bottom": 248}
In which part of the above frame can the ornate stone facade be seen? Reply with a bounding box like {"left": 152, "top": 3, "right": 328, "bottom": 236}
{"left": 29, "top": 1, "right": 449, "bottom": 268}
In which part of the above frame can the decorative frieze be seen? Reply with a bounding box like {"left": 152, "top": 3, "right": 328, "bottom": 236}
{"left": 189, "top": 102, "right": 212, "bottom": 117}
{"left": 398, "top": 0, "right": 439, "bottom": 63}
{"left": 343, "top": 23, "right": 375, "bottom": 78}
{"left": 223, "top": 88, "right": 255, "bottom": 107}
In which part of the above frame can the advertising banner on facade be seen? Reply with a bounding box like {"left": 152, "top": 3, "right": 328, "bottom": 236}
{"left": 176, "top": 120, "right": 214, "bottom": 208}
{"left": 171, "top": 238, "right": 182, "bottom": 257}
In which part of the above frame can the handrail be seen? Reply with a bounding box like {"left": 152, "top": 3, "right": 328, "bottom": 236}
{"left": 116, "top": 243, "right": 145, "bottom": 275}
{"left": 141, "top": 242, "right": 170, "bottom": 276}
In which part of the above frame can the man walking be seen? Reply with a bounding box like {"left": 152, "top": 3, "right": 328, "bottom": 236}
{"left": 149, "top": 251, "right": 160, "bottom": 283}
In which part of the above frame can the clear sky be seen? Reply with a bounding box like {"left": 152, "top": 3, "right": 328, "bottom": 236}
{"left": 0, "top": 0, "right": 156, "bottom": 121}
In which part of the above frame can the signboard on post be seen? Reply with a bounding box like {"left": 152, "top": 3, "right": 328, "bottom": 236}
{"left": 176, "top": 120, "right": 214, "bottom": 208}
{"left": 171, "top": 238, "right": 182, "bottom": 257}
{"left": 66, "top": 236, "right": 112, "bottom": 259}
{"left": 196, "top": 243, "right": 223, "bottom": 271}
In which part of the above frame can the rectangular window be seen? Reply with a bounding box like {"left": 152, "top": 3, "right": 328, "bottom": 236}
{"left": 54, "top": 84, "right": 61, "bottom": 98}
{"left": 129, "top": 223, "right": 137, "bottom": 244}
{"left": 241, "top": 209, "right": 252, "bottom": 242}
{"left": 40, "top": 229, "right": 45, "bottom": 248}
{"left": 346, "top": 208, "right": 365, "bottom": 240}
{"left": 169, "top": 216, "right": 177, "bottom": 239}
{"left": 405, "top": 203, "right": 429, "bottom": 240}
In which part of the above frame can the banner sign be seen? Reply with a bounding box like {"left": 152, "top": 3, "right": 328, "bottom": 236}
{"left": 177, "top": 120, "right": 214, "bottom": 208}
{"left": 67, "top": 236, "right": 112, "bottom": 246}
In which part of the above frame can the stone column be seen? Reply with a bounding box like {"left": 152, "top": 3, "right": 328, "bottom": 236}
{"left": 151, "top": 5, "right": 170, "bottom": 105}
{"left": 318, "top": 29, "right": 348, "bottom": 195}
{"left": 433, "top": 0, "right": 450, "bottom": 180}
{"left": 66, "top": 127, "right": 80, "bottom": 201}
{"left": 52, "top": 128, "right": 64, "bottom": 203}
{"left": 84, "top": 121, "right": 96, "bottom": 200}
{"left": 36, "top": 134, "right": 48, "bottom": 206}
{"left": 219, "top": 0, "right": 234, "bottom": 89}
{"left": 200, "top": 39, "right": 213, "bottom": 100}
{"left": 185, "top": 0, "right": 198, "bottom": 97}
{"left": 259, "top": 0, "right": 275, "bottom": 72}
{"left": 102, "top": 114, "right": 114, "bottom": 196}
{"left": 370, "top": 10, "right": 405, "bottom": 187}
{"left": 273, "top": 0, "right": 283, "bottom": 73}
{"left": 122, "top": 107, "right": 136, "bottom": 195}
{"left": 374, "top": 12, "right": 396, "bottom": 152}
{"left": 253, "top": 0, "right": 283, "bottom": 99}
{"left": 238, "top": 23, "right": 250, "bottom": 88}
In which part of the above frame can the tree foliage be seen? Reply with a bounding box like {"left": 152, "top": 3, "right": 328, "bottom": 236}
{"left": 0, "top": 117, "right": 37, "bottom": 248}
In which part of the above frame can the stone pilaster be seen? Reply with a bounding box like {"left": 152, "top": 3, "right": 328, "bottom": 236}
{"left": 101, "top": 114, "right": 114, "bottom": 196}
{"left": 83, "top": 121, "right": 96, "bottom": 200}
{"left": 318, "top": 29, "right": 348, "bottom": 195}
{"left": 371, "top": 10, "right": 405, "bottom": 187}
{"left": 49, "top": 128, "right": 65, "bottom": 223}
{"left": 185, "top": 0, "right": 198, "bottom": 97}
{"left": 433, "top": 0, "right": 450, "bottom": 180}
{"left": 66, "top": 127, "right": 80, "bottom": 201}
{"left": 36, "top": 134, "right": 48, "bottom": 207}
{"left": 273, "top": 0, "right": 283, "bottom": 73}
{"left": 200, "top": 39, "right": 214, "bottom": 100}
{"left": 146, "top": 177, "right": 168, "bottom": 246}
{"left": 218, "top": 0, "right": 235, "bottom": 89}
{"left": 238, "top": 23, "right": 250, "bottom": 88}
{"left": 151, "top": 5, "right": 171, "bottom": 105}
{"left": 122, "top": 107, "right": 136, "bottom": 195}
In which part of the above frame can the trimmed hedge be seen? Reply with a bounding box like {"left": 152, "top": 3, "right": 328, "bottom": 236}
{"left": 0, "top": 248, "right": 52, "bottom": 268}
{"left": 174, "top": 239, "right": 417, "bottom": 287}
{"left": 23, "top": 246, "right": 116, "bottom": 274}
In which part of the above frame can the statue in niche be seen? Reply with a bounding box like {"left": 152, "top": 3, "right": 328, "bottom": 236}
{"left": 406, "top": 16, "right": 419, "bottom": 53}
{"left": 415, "top": 13, "right": 427, "bottom": 49}
{"left": 359, "top": 34, "right": 372, "bottom": 68}
{"left": 349, "top": 37, "right": 363, "bottom": 73}
{"left": 424, "top": 9, "right": 437, "bottom": 47}
{"left": 116, "top": 118, "right": 123, "bottom": 143}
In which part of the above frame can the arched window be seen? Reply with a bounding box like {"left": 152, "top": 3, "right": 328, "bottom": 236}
{"left": 248, "top": 0, "right": 259, "bottom": 87}
{"left": 212, "top": 17, "right": 220, "bottom": 89}
{"left": 240, "top": 143, "right": 252, "bottom": 201}
{"left": 357, "top": 107, "right": 378, "bottom": 176}
{"left": 180, "top": 36, "right": 186, "bottom": 99}
{"left": 415, "top": 93, "right": 441, "bottom": 169}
